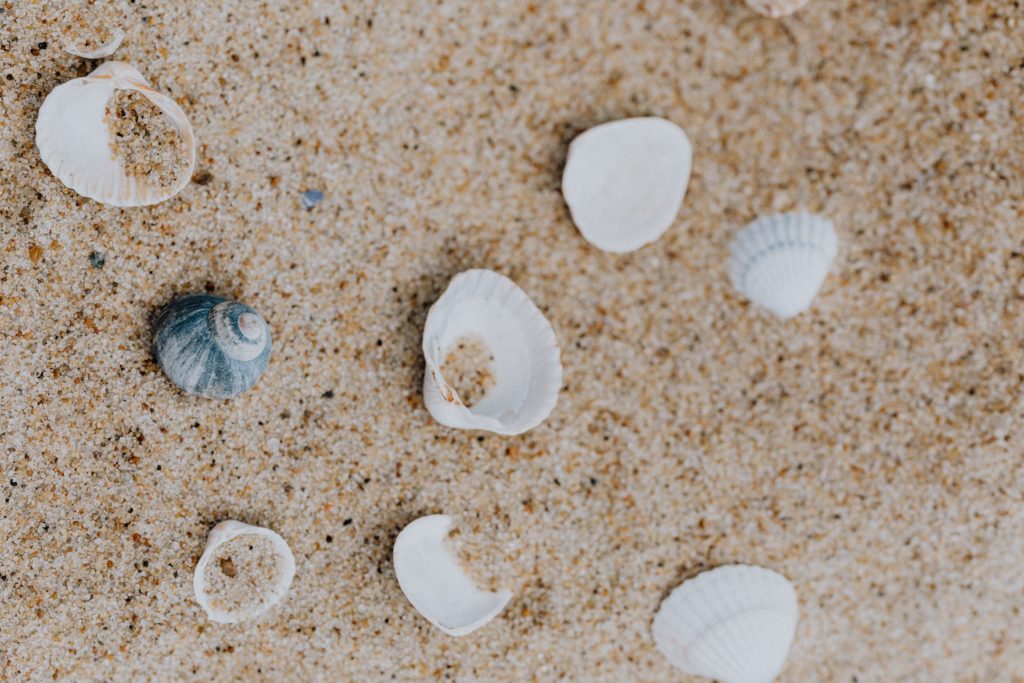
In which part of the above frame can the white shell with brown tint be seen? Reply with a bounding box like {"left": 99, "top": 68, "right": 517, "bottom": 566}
{"left": 35, "top": 61, "right": 195, "bottom": 206}
{"left": 393, "top": 515, "right": 512, "bottom": 637}
{"left": 562, "top": 117, "right": 692, "bottom": 253}
{"left": 64, "top": 28, "right": 125, "bottom": 58}
{"left": 745, "top": 0, "right": 812, "bottom": 17}
{"left": 422, "top": 269, "right": 562, "bottom": 435}
{"left": 652, "top": 565, "right": 798, "bottom": 683}
{"left": 192, "top": 520, "right": 296, "bottom": 625}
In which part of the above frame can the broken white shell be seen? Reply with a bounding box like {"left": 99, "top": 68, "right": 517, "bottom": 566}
{"left": 652, "top": 565, "right": 798, "bottom": 683}
{"left": 393, "top": 515, "right": 512, "bottom": 636}
{"left": 64, "top": 28, "right": 125, "bottom": 58}
{"left": 745, "top": 0, "right": 813, "bottom": 17}
{"left": 728, "top": 212, "right": 837, "bottom": 319}
{"left": 192, "top": 520, "right": 296, "bottom": 625}
{"left": 35, "top": 61, "right": 196, "bottom": 206}
{"left": 422, "top": 269, "right": 561, "bottom": 435}
{"left": 562, "top": 117, "right": 692, "bottom": 253}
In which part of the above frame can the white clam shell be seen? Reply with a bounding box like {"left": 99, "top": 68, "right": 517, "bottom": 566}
{"left": 745, "top": 0, "right": 813, "bottom": 17}
{"left": 192, "top": 520, "right": 296, "bottom": 625}
{"left": 422, "top": 269, "right": 562, "bottom": 435}
{"left": 652, "top": 565, "right": 799, "bottom": 683}
{"left": 35, "top": 61, "right": 196, "bottom": 207}
{"left": 562, "top": 117, "right": 692, "bottom": 253}
{"left": 728, "top": 212, "right": 837, "bottom": 319}
{"left": 393, "top": 515, "right": 512, "bottom": 637}
{"left": 64, "top": 28, "right": 125, "bottom": 58}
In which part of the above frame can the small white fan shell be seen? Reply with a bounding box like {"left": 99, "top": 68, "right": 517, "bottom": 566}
{"left": 64, "top": 28, "right": 125, "bottom": 58}
{"left": 393, "top": 515, "right": 513, "bottom": 637}
{"left": 192, "top": 520, "right": 296, "bottom": 625}
{"left": 422, "top": 269, "right": 562, "bottom": 435}
{"left": 652, "top": 565, "right": 799, "bottom": 683}
{"left": 728, "top": 212, "right": 837, "bottom": 319}
{"left": 562, "top": 117, "right": 692, "bottom": 253}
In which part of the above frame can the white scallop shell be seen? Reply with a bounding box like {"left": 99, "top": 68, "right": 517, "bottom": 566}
{"left": 64, "top": 28, "right": 125, "bottom": 58}
{"left": 652, "top": 565, "right": 798, "bottom": 683}
{"left": 727, "top": 212, "right": 837, "bottom": 319}
{"left": 422, "top": 269, "right": 561, "bottom": 435}
{"left": 192, "top": 520, "right": 296, "bottom": 625}
{"left": 745, "top": 0, "right": 813, "bottom": 17}
{"left": 393, "top": 515, "right": 512, "bottom": 637}
{"left": 562, "top": 117, "right": 692, "bottom": 253}
{"left": 35, "top": 61, "right": 196, "bottom": 207}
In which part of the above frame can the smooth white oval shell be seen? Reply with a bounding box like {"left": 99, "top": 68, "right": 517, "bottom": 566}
{"left": 745, "top": 0, "right": 813, "bottom": 17}
{"left": 393, "top": 515, "right": 513, "bottom": 637}
{"left": 422, "top": 269, "right": 562, "bottom": 435}
{"left": 652, "top": 565, "right": 798, "bottom": 683}
{"left": 562, "top": 117, "right": 692, "bottom": 253}
{"left": 193, "top": 520, "right": 296, "bottom": 625}
{"left": 35, "top": 61, "right": 196, "bottom": 207}
{"left": 64, "top": 28, "right": 125, "bottom": 58}
{"left": 728, "top": 212, "right": 837, "bottom": 319}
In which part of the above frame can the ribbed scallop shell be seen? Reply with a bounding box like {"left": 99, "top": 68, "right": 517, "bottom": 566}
{"left": 35, "top": 61, "right": 195, "bottom": 206}
{"left": 728, "top": 212, "right": 837, "bottom": 319}
{"left": 562, "top": 117, "right": 692, "bottom": 253}
{"left": 152, "top": 294, "right": 271, "bottom": 399}
{"left": 393, "top": 515, "right": 513, "bottom": 637}
{"left": 192, "top": 520, "right": 296, "bottom": 625}
{"left": 422, "top": 269, "right": 561, "bottom": 435}
{"left": 652, "top": 565, "right": 798, "bottom": 683}
{"left": 745, "top": 0, "right": 813, "bottom": 17}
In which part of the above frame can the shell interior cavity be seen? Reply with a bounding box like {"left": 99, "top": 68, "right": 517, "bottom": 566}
{"left": 393, "top": 515, "right": 513, "bottom": 637}
{"left": 192, "top": 520, "right": 296, "bottom": 625}
{"left": 64, "top": 28, "right": 125, "bottom": 58}
{"left": 745, "top": 0, "right": 813, "bottom": 18}
{"left": 153, "top": 294, "right": 272, "bottom": 399}
{"left": 35, "top": 61, "right": 196, "bottom": 206}
{"left": 562, "top": 117, "right": 692, "bottom": 253}
{"left": 652, "top": 565, "right": 799, "bottom": 683}
{"left": 422, "top": 269, "right": 562, "bottom": 435}
{"left": 727, "top": 212, "right": 837, "bottom": 319}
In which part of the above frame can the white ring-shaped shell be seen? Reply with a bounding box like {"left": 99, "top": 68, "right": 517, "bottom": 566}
{"left": 652, "top": 565, "right": 799, "bottom": 683}
{"left": 745, "top": 0, "right": 813, "bottom": 18}
{"left": 727, "top": 212, "right": 837, "bottom": 319}
{"left": 393, "top": 515, "right": 513, "bottom": 637}
{"left": 64, "top": 28, "right": 125, "bottom": 58}
{"left": 562, "top": 117, "right": 692, "bottom": 253}
{"left": 192, "top": 520, "right": 296, "bottom": 625}
{"left": 422, "top": 269, "right": 562, "bottom": 435}
{"left": 35, "top": 61, "right": 196, "bottom": 207}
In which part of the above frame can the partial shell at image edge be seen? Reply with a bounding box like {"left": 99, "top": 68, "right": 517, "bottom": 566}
{"left": 64, "top": 28, "right": 125, "bottom": 58}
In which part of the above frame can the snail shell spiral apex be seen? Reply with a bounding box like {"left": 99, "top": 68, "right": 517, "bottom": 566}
{"left": 153, "top": 294, "right": 272, "bottom": 399}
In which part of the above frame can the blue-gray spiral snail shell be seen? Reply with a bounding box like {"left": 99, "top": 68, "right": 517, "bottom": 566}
{"left": 152, "top": 294, "right": 272, "bottom": 399}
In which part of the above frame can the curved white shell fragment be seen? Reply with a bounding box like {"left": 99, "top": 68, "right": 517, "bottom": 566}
{"left": 745, "top": 0, "right": 813, "bottom": 17}
{"left": 562, "top": 117, "right": 692, "bottom": 253}
{"left": 652, "top": 565, "right": 799, "bottom": 683}
{"left": 728, "top": 212, "right": 837, "bottom": 319}
{"left": 193, "top": 520, "right": 296, "bottom": 625}
{"left": 422, "top": 269, "right": 562, "bottom": 435}
{"left": 393, "top": 515, "right": 512, "bottom": 636}
{"left": 64, "top": 28, "right": 125, "bottom": 58}
{"left": 35, "top": 61, "right": 196, "bottom": 206}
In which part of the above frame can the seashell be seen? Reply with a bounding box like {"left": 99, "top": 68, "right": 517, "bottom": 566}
{"left": 652, "top": 564, "right": 798, "bottom": 683}
{"left": 35, "top": 61, "right": 196, "bottom": 206}
{"left": 193, "top": 520, "right": 296, "bottom": 625}
{"left": 422, "top": 269, "right": 562, "bottom": 435}
{"left": 393, "top": 515, "right": 512, "bottom": 636}
{"left": 64, "top": 28, "right": 125, "bottom": 59}
{"left": 727, "top": 212, "right": 837, "bottom": 319}
{"left": 745, "top": 0, "right": 813, "bottom": 17}
{"left": 152, "top": 294, "right": 272, "bottom": 399}
{"left": 562, "top": 117, "right": 692, "bottom": 253}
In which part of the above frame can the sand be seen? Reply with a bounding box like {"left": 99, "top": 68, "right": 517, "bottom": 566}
{"left": 106, "top": 90, "right": 190, "bottom": 192}
{"left": 1, "top": 1, "right": 1023, "bottom": 681}
{"left": 201, "top": 532, "right": 284, "bottom": 619}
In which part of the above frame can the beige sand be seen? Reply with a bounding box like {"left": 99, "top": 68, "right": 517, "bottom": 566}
{"left": 1, "top": 1, "right": 1023, "bottom": 681}
{"left": 201, "top": 532, "right": 283, "bottom": 618}
{"left": 106, "top": 90, "right": 189, "bottom": 192}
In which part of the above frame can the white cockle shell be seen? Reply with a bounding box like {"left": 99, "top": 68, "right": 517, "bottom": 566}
{"left": 727, "top": 212, "right": 837, "bottom": 319}
{"left": 652, "top": 565, "right": 799, "bottom": 683}
{"left": 64, "top": 28, "right": 125, "bottom": 58}
{"left": 562, "top": 117, "right": 692, "bottom": 253}
{"left": 393, "top": 515, "right": 513, "bottom": 637}
{"left": 422, "top": 269, "right": 562, "bottom": 435}
{"left": 35, "top": 61, "right": 196, "bottom": 206}
{"left": 192, "top": 520, "right": 296, "bottom": 625}
{"left": 745, "top": 0, "right": 813, "bottom": 17}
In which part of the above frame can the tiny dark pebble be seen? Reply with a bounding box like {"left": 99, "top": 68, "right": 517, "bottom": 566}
{"left": 88, "top": 250, "right": 106, "bottom": 269}
{"left": 342, "top": 518, "right": 353, "bottom": 526}
{"left": 325, "top": 535, "right": 333, "bottom": 543}
{"left": 301, "top": 189, "right": 325, "bottom": 210}
{"left": 38, "top": 41, "right": 47, "bottom": 49}
{"left": 192, "top": 170, "right": 213, "bottom": 186}
{"left": 322, "top": 389, "right": 335, "bottom": 399}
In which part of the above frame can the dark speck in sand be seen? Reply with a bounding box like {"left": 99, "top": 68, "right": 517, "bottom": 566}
{"left": 301, "top": 190, "right": 325, "bottom": 210}
{"left": 89, "top": 251, "right": 106, "bottom": 269}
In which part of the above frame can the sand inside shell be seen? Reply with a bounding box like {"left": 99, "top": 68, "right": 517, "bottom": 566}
{"left": 105, "top": 90, "right": 189, "bottom": 192}
{"left": 445, "top": 520, "right": 519, "bottom": 594}
{"left": 202, "top": 533, "right": 284, "bottom": 616}
{"left": 441, "top": 335, "right": 496, "bottom": 407}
